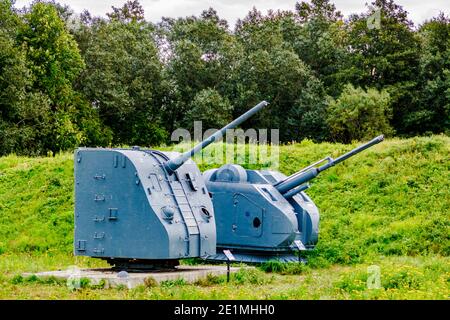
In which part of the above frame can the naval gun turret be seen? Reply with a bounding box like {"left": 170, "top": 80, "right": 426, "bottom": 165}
{"left": 204, "top": 135, "right": 384, "bottom": 263}
{"left": 74, "top": 101, "right": 269, "bottom": 269}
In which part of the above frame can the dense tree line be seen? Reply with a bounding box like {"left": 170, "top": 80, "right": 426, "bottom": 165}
{"left": 0, "top": 0, "right": 448, "bottom": 155}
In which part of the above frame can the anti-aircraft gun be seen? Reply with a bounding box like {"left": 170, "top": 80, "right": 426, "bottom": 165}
{"left": 74, "top": 101, "right": 269, "bottom": 269}
{"left": 204, "top": 135, "right": 384, "bottom": 263}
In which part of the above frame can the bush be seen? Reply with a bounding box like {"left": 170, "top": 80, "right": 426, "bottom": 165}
{"left": 327, "top": 84, "right": 394, "bottom": 143}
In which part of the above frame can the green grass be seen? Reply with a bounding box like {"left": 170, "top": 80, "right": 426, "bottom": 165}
{"left": 0, "top": 135, "right": 449, "bottom": 299}
{"left": 0, "top": 255, "right": 447, "bottom": 299}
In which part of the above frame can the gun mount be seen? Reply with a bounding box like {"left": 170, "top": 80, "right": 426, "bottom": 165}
{"left": 73, "top": 101, "right": 268, "bottom": 269}
{"left": 204, "top": 136, "right": 384, "bottom": 263}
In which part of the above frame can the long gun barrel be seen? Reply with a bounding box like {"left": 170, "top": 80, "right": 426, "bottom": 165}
{"left": 164, "top": 101, "right": 269, "bottom": 174}
{"left": 275, "top": 135, "right": 384, "bottom": 197}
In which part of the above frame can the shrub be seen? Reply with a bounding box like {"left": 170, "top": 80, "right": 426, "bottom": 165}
{"left": 327, "top": 84, "right": 394, "bottom": 143}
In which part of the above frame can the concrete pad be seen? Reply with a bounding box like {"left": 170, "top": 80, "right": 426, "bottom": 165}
{"left": 23, "top": 265, "right": 240, "bottom": 289}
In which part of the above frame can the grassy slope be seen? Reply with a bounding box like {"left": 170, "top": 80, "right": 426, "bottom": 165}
{"left": 0, "top": 135, "right": 449, "bottom": 299}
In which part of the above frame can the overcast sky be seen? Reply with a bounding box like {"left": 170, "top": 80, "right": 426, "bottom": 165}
{"left": 14, "top": 0, "right": 449, "bottom": 27}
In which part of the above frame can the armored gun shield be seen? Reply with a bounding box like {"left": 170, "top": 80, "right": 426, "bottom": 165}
{"left": 74, "top": 101, "right": 269, "bottom": 266}
{"left": 203, "top": 165, "right": 318, "bottom": 263}
{"left": 74, "top": 149, "right": 215, "bottom": 263}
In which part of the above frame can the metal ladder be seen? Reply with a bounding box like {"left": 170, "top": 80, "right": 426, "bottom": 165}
{"left": 146, "top": 150, "right": 201, "bottom": 256}
{"left": 171, "top": 181, "right": 200, "bottom": 236}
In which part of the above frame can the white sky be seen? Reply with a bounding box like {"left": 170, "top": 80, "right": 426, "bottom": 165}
{"left": 13, "top": 0, "right": 450, "bottom": 27}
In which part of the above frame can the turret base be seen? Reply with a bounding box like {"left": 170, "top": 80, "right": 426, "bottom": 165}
{"left": 106, "top": 258, "right": 180, "bottom": 272}
{"left": 205, "top": 251, "right": 305, "bottom": 264}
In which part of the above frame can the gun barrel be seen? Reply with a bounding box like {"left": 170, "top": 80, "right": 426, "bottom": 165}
{"left": 164, "top": 100, "right": 269, "bottom": 174}
{"left": 317, "top": 135, "right": 384, "bottom": 172}
{"left": 275, "top": 135, "right": 384, "bottom": 195}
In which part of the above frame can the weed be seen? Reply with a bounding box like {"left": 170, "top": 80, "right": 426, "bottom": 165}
{"left": 160, "top": 278, "right": 187, "bottom": 288}
{"left": 194, "top": 273, "right": 225, "bottom": 286}
{"left": 143, "top": 277, "right": 158, "bottom": 288}
{"left": 259, "top": 261, "right": 309, "bottom": 275}
{"left": 232, "top": 268, "right": 273, "bottom": 285}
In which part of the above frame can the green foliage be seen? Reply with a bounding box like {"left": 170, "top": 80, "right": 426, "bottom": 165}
{"left": 332, "top": 258, "right": 450, "bottom": 299}
{"left": 342, "top": 0, "right": 422, "bottom": 134}
{"left": 259, "top": 261, "right": 309, "bottom": 275}
{"left": 293, "top": 0, "right": 348, "bottom": 96}
{"left": 19, "top": 2, "right": 84, "bottom": 105}
{"left": 233, "top": 43, "right": 329, "bottom": 141}
{"left": 232, "top": 267, "right": 273, "bottom": 285}
{"left": 1, "top": 256, "right": 448, "bottom": 299}
{"left": 0, "top": 1, "right": 51, "bottom": 155}
{"left": 90, "top": 279, "right": 106, "bottom": 289}
{"left": 327, "top": 84, "right": 394, "bottom": 142}
{"left": 185, "top": 89, "right": 233, "bottom": 129}
{"left": 160, "top": 278, "right": 187, "bottom": 288}
{"left": 160, "top": 8, "right": 239, "bottom": 132}
{"left": 12, "top": 274, "right": 66, "bottom": 286}
{"left": 194, "top": 273, "right": 225, "bottom": 286}
{"left": 414, "top": 14, "right": 450, "bottom": 134}
{"left": 11, "top": 274, "right": 24, "bottom": 284}
{"left": 0, "top": 1, "right": 109, "bottom": 155}
{"left": 75, "top": 18, "right": 167, "bottom": 146}
{"left": 106, "top": 0, "right": 145, "bottom": 23}
{"left": 143, "top": 276, "right": 158, "bottom": 288}
{"left": 0, "top": 153, "right": 74, "bottom": 253}
{"left": 1, "top": 0, "right": 449, "bottom": 155}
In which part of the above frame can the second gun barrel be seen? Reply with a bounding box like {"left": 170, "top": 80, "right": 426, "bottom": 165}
{"left": 275, "top": 135, "right": 384, "bottom": 195}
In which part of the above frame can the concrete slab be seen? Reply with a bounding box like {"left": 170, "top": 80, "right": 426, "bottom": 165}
{"left": 23, "top": 265, "right": 240, "bottom": 289}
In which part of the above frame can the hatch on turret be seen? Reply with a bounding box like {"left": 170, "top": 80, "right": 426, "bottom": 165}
{"left": 232, "top": 194, "right": 264, "bottom": 238}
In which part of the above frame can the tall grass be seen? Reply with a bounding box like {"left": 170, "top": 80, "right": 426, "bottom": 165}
{"left": 0, "top": 135, "right": 448, "bottom": 265}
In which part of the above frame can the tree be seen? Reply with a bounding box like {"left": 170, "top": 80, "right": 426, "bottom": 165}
{"left": 0, "top": 31, "right": 53, "bottom": 155}
{"left": 0, "top": 0, "right": 448, "bottom": 155}
{"left": 11, "top": 2, "right": 110, "bottom": 153}
{"left": 234, "top": 8, "right": 329, "bottom": 141}
{"left": 185, "top": 89, "right": 233, "bottom": 130}
{"left": 0, "top": 0, "right": 52, "bottom": 155}
{"left": 295, "top": 0, "right": 342, "bottom": 23}
{"left": 19, "top": 2, "right": 85, "bottom": 106}
{"left": 159, "top": 8, "right": 240, "bottom": 133}
{"left": 77, "top": 17, "right": 167, "bottom": 146}
{"left": 343, "top": 0, "right": 421, "bottom": 134}
{"left": 290, "top": 1, "right": 348, "bottom": 96}
{"left": 107, "top": 0, "right": 144, "bottom": 23}
{"left": 327, "top": 84, "right": 394, "bottom": 143}
{"left": 414, "top": 13, "right": 450, "bottom": 134}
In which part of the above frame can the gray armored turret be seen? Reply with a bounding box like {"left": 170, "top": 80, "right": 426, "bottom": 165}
{"left": 74, "top": 101, "right": 269, "bottom": 269}
{"left": 204, "top": 135, "right": 384, "bottom": 263}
